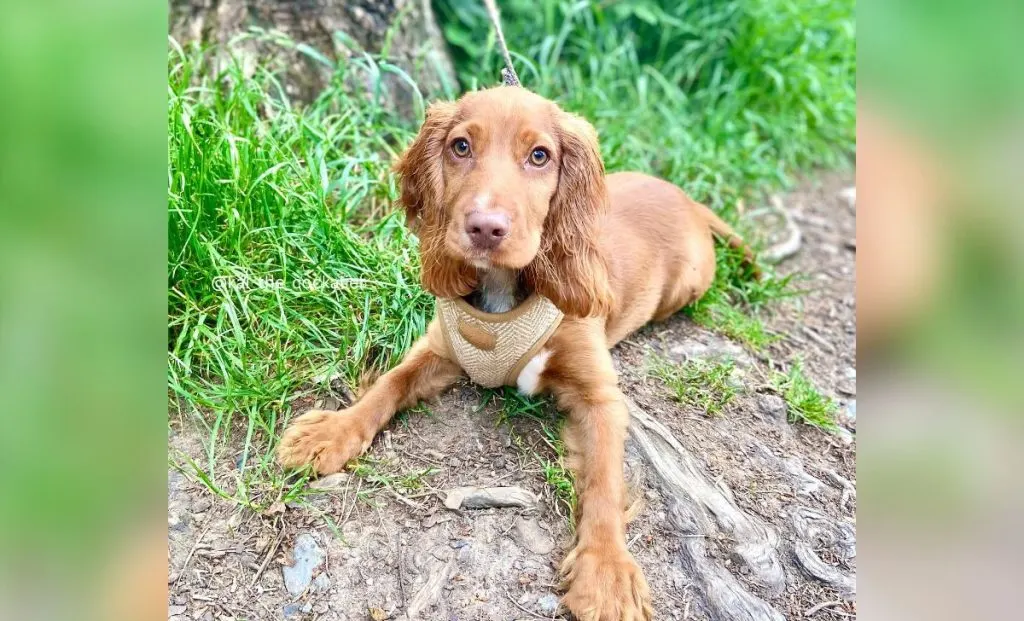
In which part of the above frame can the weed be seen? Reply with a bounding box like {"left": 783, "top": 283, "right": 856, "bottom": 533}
{"left": 772, "top": 360, "right": 839, "bottom": 431}
{"left": 650, "top": 355, "right": 740, "bottom": 416}
{"left": 349, "top": 455, "right": 440, "bottom": 503}
{"left": 487, "top": 388, "right": 577, "bottom": 519}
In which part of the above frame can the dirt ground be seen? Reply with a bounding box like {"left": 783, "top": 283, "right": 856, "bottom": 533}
{"left": 168, "top": 173, "right": 856, "bottom": 621}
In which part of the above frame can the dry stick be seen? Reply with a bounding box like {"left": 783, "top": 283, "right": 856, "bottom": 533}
{"left": 483, "top": 0, "right": 521, "bottom": 86}
{"left": 396, "top": 532, "right": 408, "bottom": 610}
{"left": 174, "top": 525, "right": 210, "bottom": 585}
{"left": 249, "top": 518, "right": 285, "bottom": 589}
{"left": 503, "top": 586, "right": 550, "bottom": 620}
{"left": 801, "top": 325, "right": 837, "bottom": 354}
{"left": 760, "top": 195, "right": 803, "bottom": 263}
{"left": 804, "top": 600, "right": 846, "bottom": 617}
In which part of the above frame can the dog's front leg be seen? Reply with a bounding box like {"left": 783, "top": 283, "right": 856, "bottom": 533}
{"left": 543, "top": 322, "right": 653, "bottom": 621}
{"left": 277, "top": 319, "right": 462, "bottom": 474}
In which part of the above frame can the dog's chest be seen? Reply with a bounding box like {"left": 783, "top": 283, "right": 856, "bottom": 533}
{"left": 515, "top": 349, "right": 550, "bottom": 395}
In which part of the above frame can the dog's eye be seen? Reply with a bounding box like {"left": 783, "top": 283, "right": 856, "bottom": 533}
{"left": 529, "top": 147, "right": 550, "bottom": 167}
{"left": 451, "top": 138, "right": 471, "bottom": 158}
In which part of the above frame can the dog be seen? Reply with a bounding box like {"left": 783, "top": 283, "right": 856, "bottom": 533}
{"left": 277, "top": 86, "right": 755, "bottom": 620}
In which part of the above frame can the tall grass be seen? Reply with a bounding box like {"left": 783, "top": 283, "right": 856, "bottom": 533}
{"left": 437, "top": 0, "right": 853, "bottom": 335}
{"left": 167, "top": 37, "right": 432, "bottom": 502}
{"left": 168, "top": 0, "right": 855, "bottom": 502}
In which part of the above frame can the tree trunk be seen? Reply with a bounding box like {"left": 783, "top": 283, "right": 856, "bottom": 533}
{"left": 169, "top": 0, "right": 456, "bottom": 114}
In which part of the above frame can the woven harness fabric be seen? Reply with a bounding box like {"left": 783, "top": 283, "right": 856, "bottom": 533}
{"left": 437, "top": 294, "right": 564, "bottom": 388}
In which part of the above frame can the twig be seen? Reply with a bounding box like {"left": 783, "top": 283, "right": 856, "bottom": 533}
{"left": 805, "top": 600, "right": 851, "bottom": 617}
{"left": 249, "top": 518, "right": 284, "bottom": 589}
{"left": 503, "top": 587, "right": 550, "bottom": 619}
{"left": 174, "top": 525, "right": 210, "bottom": 585}
{"left": 800, "top": 325, "right": 837, "bottom": 354}
{"left": 762, "top": 195, "right": 803, "bottom": 264}
{"left": 627, "top": 532, "right": 643, "bottom": 550}
{"left": 396, "top": 532, "right": 407, "bottom": 609}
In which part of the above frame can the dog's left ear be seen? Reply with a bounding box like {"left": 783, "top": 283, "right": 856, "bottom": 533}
{"left": 525, "top": 112, "right": 613, "bottom": 317}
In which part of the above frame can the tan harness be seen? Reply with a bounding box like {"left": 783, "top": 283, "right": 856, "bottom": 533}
{"left": 437, "top": 294, "right": 563, "bottom": 388}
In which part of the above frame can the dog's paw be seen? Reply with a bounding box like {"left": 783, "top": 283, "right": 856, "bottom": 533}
{"left": 276, "top": 409, "right": 373, "bottom": 474}
{"left": 560, "top": 544, "right": 652, "bottom": 621}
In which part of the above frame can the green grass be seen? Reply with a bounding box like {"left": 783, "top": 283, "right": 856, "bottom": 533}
{"left": 772, "top": 360, "right": 839, "bottom": 430}
{"left": 650, "top": 355, "right": 740, "bottom": 416}
{"left": 167, "top": 33, "right": 432, "bottom": 505}
{"left": 485, "top": 388, "right": 577, "bottom": 519}
{"left": 349, "top": 455, "right": 441, "bottom": 503}
{"left": 167, "top": 0, "right": 854, "bottom": 503}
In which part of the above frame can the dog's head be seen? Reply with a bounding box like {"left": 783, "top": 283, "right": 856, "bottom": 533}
{"left": 394, "top": 87, "right": 612, "bottom": 317}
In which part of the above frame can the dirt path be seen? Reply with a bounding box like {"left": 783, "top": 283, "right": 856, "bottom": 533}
{"left": 168, "top": 173, "right": 856, "bottom": 621}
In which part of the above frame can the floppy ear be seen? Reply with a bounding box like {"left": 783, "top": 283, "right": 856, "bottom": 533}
{"left": 394, "top": 102, "right": 477, "bottom": 298}
{"left": 524, "top": 112, "right": 613, "bottom": 317}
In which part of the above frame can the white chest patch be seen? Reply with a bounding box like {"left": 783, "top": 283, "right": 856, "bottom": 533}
{"left": 516, "top": 349, "right": 551, "bottom": 396}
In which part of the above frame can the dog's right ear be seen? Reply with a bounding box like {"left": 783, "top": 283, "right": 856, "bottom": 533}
{"left": 393, "top": 101, "right": 458, "bottom": 233}
{"left": 393, "top": 101, "right": 476, "bottom": 299}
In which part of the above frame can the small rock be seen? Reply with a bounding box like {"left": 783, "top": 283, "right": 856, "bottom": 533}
{"left": 843, "top": 400, "right": 856, "bottom": 424}
{"left": 168, "top": 605, "right": 187, "bottom": 616}
{"left": 368, "top": 606, "right": 388, "bottom": 620}
{"left": 199, "top": 612, "right": 214, "bottom": 621}
{"left": 423, "top": 513, "right": 452, "bottom": 528}
{"left": 443, "top": 486, "right": 537, "bottom": 510}
{"left": 537, "top": 593, "right": 561, "bottom": 615}
{"left": 282, "top": 533, "right": 326, "bottom": 596}
{"left": 498, "top": 424, "right": 513, "bottom": 448}
{"left": 493, "top": 456, "right": 506, "bottom": 470}
{"left": 838, "top": 186, "right": 856, "bottom": 210}
{"left": 172, "top": 594, "right": 187, "bottom": 606}
{"left": 191, "top": 497, "right": 211, "bottom": 513}
{"left": 757, "top": 394, "right": 787, "bottom": 422}
{"left": 835, "top": 427, "right": 854, "bottom": 446}
{"left": 167, "top": 571, "right": 179, "bottom": 584}
{"left": 313, "top": 572, "right": 331, "bottom": 593}
{"left": 301, "top": 602, "right": 312, "bottom": 613}
{"left": 449, "top": 457, "right": 463, "bottom": 468}
{"left": 311, "top": 472, "right": 350, "bottom": 491}
{"left": 323, "top": 395, "right": 342, "bottom": 410}
{"left": 513, "top": 517, "right": 554, "bottom": 555}
{"left": 282, "top": 602, "right": 303, "bottom": 617}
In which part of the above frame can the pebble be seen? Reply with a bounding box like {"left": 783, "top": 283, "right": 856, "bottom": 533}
{"left": 443, "top": 486, "right": 537, "bottom": 510}
{"left": 310, "top": 472, "right": 349, "bottom": 490}
{"left": 513, "top": 517, "right": 554, "bottom": 555}
{"left": 843, "top": 399, "right": 856, "bottom": 424}
{"left": 191, "top": 497, "right": 211, "bottom": 513}
{"left": 757, "top": 394, "right": 788, "bottom": 422}
{"left": 669, "top": 336, "right": 752, "bottom": 368}
{"left": 168, "top": 605, "right": 187, "bottom": 616}
{"left": 838, "top": 186, "right": 856, "bottom": 210}
{"left": 313, "top": 572, "right": 331, "bottom": 593}
{"left": 282, "top": 533, "right": 326, "bottom": 596}
{"left": 538, "top": 593, "right": 561, "bottom": 615}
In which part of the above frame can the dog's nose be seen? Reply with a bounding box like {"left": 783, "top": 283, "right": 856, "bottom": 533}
{"left": 465, "top": 211, "right": 510, "bottom": 250}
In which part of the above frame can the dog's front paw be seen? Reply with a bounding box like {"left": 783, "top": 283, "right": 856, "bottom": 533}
{"left": 561, "top": 544, "right": 652, "bottom": 621}
{"left": 276, "top": 409, "right": 373, "bottom": 474}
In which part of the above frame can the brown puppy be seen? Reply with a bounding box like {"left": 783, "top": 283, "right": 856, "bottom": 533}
{"left": 277, "top": 86, "right": 753, "bottom": 620}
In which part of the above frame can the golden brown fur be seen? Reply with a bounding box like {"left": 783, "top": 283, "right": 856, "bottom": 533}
{"left": 277, "top": 86, "right": 755, "bottom": 620}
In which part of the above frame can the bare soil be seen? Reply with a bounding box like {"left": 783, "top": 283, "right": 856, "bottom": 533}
{"left": 168, "top": 173, "right": 856, "bottom": 621}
